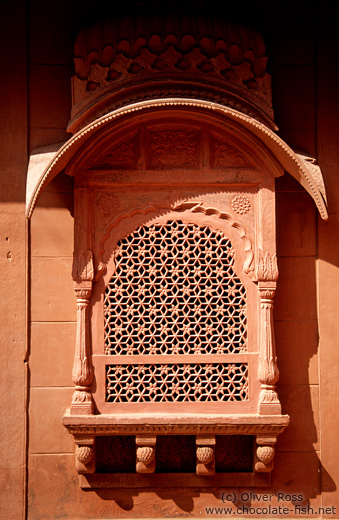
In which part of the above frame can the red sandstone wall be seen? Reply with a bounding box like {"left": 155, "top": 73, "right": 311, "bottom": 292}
{"left": 0, "top": 2, "right": 27, "bottom": 520}
{"left": 1, "top": 2, "right": 339, "bottom": 519}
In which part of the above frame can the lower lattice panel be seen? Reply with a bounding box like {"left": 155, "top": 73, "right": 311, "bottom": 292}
{"left": 106, "top": 363, "right": 248, "bottom": 402}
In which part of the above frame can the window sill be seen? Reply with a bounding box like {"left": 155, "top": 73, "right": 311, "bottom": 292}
{"left": 63, "top": 411, "right": 289, "bottom": 436}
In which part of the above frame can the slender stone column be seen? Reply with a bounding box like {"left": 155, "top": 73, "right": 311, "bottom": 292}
{"left": 70, "top": 250, "right": 94, "bottom": 415}
{"left": 256, "top": 250, "right": 281, "bottom": 415}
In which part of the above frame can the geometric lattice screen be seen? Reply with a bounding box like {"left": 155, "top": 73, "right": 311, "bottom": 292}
{"left": 106, "top": 362, "right": 248, "bottom": 402}
{"left": 104, "top": 219, "right": 248, "bottom": 403}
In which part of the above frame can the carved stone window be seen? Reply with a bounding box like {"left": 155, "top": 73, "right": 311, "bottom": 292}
{"left": 26, "top": 10, "right": 328, "bottom": 489}
{"left": 61, "top": 126, "right": 290, "bottom": 487}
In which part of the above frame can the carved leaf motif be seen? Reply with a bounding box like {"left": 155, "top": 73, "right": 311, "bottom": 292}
{"left": 72, "top": 250, "right": 94, "bottom": 282}
{"left": 256, "top": 250, "right": 278, "bottom": 282}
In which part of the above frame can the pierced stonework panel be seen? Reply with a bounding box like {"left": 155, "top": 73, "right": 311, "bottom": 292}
{"left": 96, "top": 436, "right": 135, "bottom": 473}
{"left": 104, "top": 220, "right": 247, "bottom": 356}
{"left": 156, "top": 436, "right": 196, "bottom": 473}
{"left": 215, "top": 435, "right": 253, "bottom": 472}
{"left": 106, "top": 363, "right": 248, "bottom": 403}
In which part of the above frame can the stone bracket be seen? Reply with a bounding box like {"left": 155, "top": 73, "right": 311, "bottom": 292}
{"left": 136, "top": 435, "right": 156, "bottom": 473}
{"left": 196, "top": 435, "right": 216, "bottom": 475}
{"left": 254, "top": 434, "right": 277, "bottom": 473}
{"left": 74, "top": 435, "right": 95, "bottom": 474}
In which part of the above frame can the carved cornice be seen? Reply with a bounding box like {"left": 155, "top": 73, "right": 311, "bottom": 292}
{"left": 74, "top": 14, "right": 268, "bottom": 84}
{"left": 70, "top": 11, "right": 274, "bottom": 132}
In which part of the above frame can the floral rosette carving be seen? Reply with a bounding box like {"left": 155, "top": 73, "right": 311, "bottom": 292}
{"left": 231, "top": 195, "right": 251, "bottom": 215}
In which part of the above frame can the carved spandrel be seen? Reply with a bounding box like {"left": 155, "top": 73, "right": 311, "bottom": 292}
{"left": 212, "top": 139, "right": 248, "bottom": 168}
{"left": 90, "top": 136, "right": 139, "bottom": 169}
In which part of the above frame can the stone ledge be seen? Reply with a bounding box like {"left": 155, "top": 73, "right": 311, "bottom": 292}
{"left": 63, "top": 412, "right": 290, "bottom": 436}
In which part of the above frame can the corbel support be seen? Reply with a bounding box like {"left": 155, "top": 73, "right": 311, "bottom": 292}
{"left": 71, "top": 250, "right": 95, "bottom": 415}
{"left": 74, "top": 435, "right": 96, "bottom": 474}
{"left": 196, "top": 435, "right": 215, "bottom": 475}
{"left": 256, "top": 251, "right": 281, "bottom": 415}
{"left": 254, "top": 434, "right": 276, "bottom": 472}
{"left": 136, "top": 435, "right": 156, "bottom": 473}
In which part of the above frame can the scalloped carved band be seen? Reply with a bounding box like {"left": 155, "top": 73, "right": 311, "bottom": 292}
{"left": 72, "top": 10, "right": 273, "bottom": 130}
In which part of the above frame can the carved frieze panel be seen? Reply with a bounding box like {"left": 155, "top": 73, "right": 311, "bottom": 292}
{"left": 147, "top": 129, "right": 200, "bottom": 168}
{"left": 74, "top": 122, "right": 261, "bottom": 176}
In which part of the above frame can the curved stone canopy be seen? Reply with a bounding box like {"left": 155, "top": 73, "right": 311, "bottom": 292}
{"left": 26, "top": 98, "right": 328, "bottom": 220}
